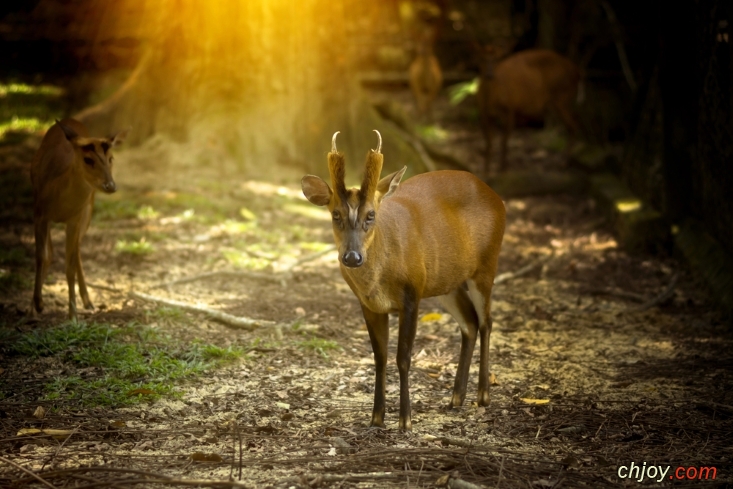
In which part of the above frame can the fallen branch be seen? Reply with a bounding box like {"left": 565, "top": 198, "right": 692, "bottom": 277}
{"left": 130, "top": 291, "right": 275, "bottom": 330}
{"left": 494, "top": 253, "right": 555, "bottom": 285}
{"left": 623, "top": 273, "right": 678, "bottom": 313}
{"left": 382, "top": 118, "right": 437, "bottom": 172}
{"left": 281, "top": 245, "right": 336, "bottom": 272}
{"left": 581, "top": 287, "right": 646, "bottom": 303}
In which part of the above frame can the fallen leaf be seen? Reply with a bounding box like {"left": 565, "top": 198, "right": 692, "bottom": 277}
{"left": 424, "top": 334, "right": 439, "bottom": 341}
{"left": 109, "top": 420, "right": 127, "bottom": 428}
{"left": 436, "top": 474, "right": 450, "bottom": 486}
{"left": 327, "top": 447, "right": 337, "bottom": 456}
{"left": 17, "top": 428, "right": 73, "bottom": 441}
{"left": 490, "top": 372, "right": 499, "bottom": 385}
{"left": 276, "top": 402, "right": 290, "bottom": 410}
{"left": 520, "top": 398, "right": 550, "bottom": 405}
{"left": 420, "top": 313, "right": 443, "bottom": 323}
{"left": 32, "top": 406, "right": 46, "bottom": 419}
{"left": 190, "top": 452, "right": 223, "bottom": 462}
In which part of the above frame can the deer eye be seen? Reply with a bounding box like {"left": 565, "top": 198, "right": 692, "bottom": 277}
{"left": 366, "top": 210, "right": 375, "bottom": 222}
{"left": 332, "top": 211, "right": 341, "bottom": 221}
{"left": 84, "top": 157, "right": 95, "bottom": 167}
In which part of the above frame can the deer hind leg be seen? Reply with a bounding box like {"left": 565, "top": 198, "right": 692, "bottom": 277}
{"left": 553, "top": 99, "right": 580, "bottom": 163}
{"left": 467, "top": 273, "right": 498, "bottom": 407}
{"left": 438, "top": 286, "right": 479, "bottom": 408}
{"left": 32, "top": 219, "right": 51, "bottom": 315}
{"left": 76, "top": 203, "right": 94, "bottom": 310}
{"left": 65, "top": 217, "right": 86, "bottom": 321}
{"left": 499, "top": 109, "right": 515, "bottom": 173}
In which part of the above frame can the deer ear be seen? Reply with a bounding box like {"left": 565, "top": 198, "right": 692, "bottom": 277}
{"left": 56, "top": 120, "right": 78, "bottom": 141}
{"left": 301, "top": 175, "right": 333, "bottom": 206}
{"left": 376, "top": 166, "right": 406, "bottom": 202}
{"left": 109, "top": 127, "right": 130, "bottom": 146}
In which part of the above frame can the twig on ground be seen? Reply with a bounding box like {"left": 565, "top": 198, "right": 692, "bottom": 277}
{"left": 494, "top": 253, "right": 555, "bottom": 285}
{"left": 41, "top": 425, "right": 80, "bottom": 472}
{"left": 130, "top": 291, "right": 275, "bottom": 330}
{"left": 86, "top": 282, "right": 122, "bottom": 293}
{"left": 281, "top": 472, "right": 399, "bottom": 485}
{"left": 622, "top": 273, "right": 678, "bottom": 313}
{"left": 0, "top": 456, "right": 59, "bottom": 489}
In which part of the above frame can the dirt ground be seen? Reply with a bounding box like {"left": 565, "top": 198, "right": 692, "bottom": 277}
{"left": 0, "top": 89, "right": 732, "bottom": 488}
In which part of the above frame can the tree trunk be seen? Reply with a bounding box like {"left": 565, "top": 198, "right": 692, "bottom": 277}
{"left": 73, "top": 0, "right": 426, "bottom": 181}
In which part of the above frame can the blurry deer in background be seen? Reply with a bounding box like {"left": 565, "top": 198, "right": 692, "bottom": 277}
{"left": 409, "top": 28, "right": 443, "bottom": 121}
{"left": 477, "top": 46, "right": 582, "bottom": 174}
{"left": 301, "top": 131, "right": 505, "bottom": 430}
{"left": 31, "top": 118, "right": 127, "bottom": 320}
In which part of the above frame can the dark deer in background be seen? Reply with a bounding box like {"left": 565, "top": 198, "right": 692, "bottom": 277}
{"left": 478, "top": 46, "right": 583, "bottom": 174}
{"left": 30, "top": 119, "right": 127, "bottom": 320}
{"left": 301, "top": 131, "right": 505, "bottom": 430}
{"left": 409, "top": 28, "right": 443, "bottom": 121}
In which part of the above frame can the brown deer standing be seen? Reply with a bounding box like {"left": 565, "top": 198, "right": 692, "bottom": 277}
{"left": 409, "top": 30, "right": 443, "bottom": 121}
{"left": 30, "top": 118, "right": 127, "bottom": 320}
{"left": 478, "top": 47, "right": 582, "bottom": 174}
{"left": 301, "top": 131, "right": 505, "bottom": 430}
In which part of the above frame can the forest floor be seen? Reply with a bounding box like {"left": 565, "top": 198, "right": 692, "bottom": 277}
{"left": 0, "top": 83, "right": 731, "bottom": 488}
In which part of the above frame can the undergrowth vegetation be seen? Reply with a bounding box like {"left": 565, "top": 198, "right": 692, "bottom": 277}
{"left": 1, "top": 321, "right": 245, "bottom": 407}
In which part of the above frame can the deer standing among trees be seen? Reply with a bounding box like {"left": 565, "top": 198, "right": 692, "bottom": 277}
{"left": 301, "top": 131, "right": 505, "bottom": 430}
{"left": 30, "top": 118, "right": 127, "bottom": 320}
{"left": 477, "top": 47, "right": 583, "bottom": 174}
{"left": 409, "top": 29, "right": 443, "bottom": 121}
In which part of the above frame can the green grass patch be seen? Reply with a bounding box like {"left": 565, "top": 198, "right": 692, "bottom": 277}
{"left": 4, "top": 322, "right": 245, "bottom": 407}
{"left": 146, "top": 306, "right": 191, "bottom": 325}
{"left": 0, "top": 247, "right": 28, "bottom": 266}
{"left": 0, "top": 270, "right": 29, "bottom": 293}
{"left": 0, "top": 81, "right": 65, "bottom": 141}
{"left": 115, "top": 238, "right": 155, "bottom": 255}
{"left": 94, "top": 199, "right": 140, "bottom": 222}
{"left": 297, "top": 337, "right": 340, "bottom": 359}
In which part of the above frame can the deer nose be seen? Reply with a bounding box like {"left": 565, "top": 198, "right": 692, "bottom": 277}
{"left": 342, "top": 251, "right": 363, "bottom": 268}
{"left": 103, "top": 181, "right": 117, "bottom": 193}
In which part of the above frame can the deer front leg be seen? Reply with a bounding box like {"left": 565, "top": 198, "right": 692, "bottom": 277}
{"left": 397, "top": 287, "right": 419, "bottom": 431}
{"left": 32, "top": 218, "right": 51, "bottom": 315}
{"left": 76, "top": 203, "right": 94, "bottom": 310}
{"left": 362, "top": 304, "right": 389, "bottom": 428}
